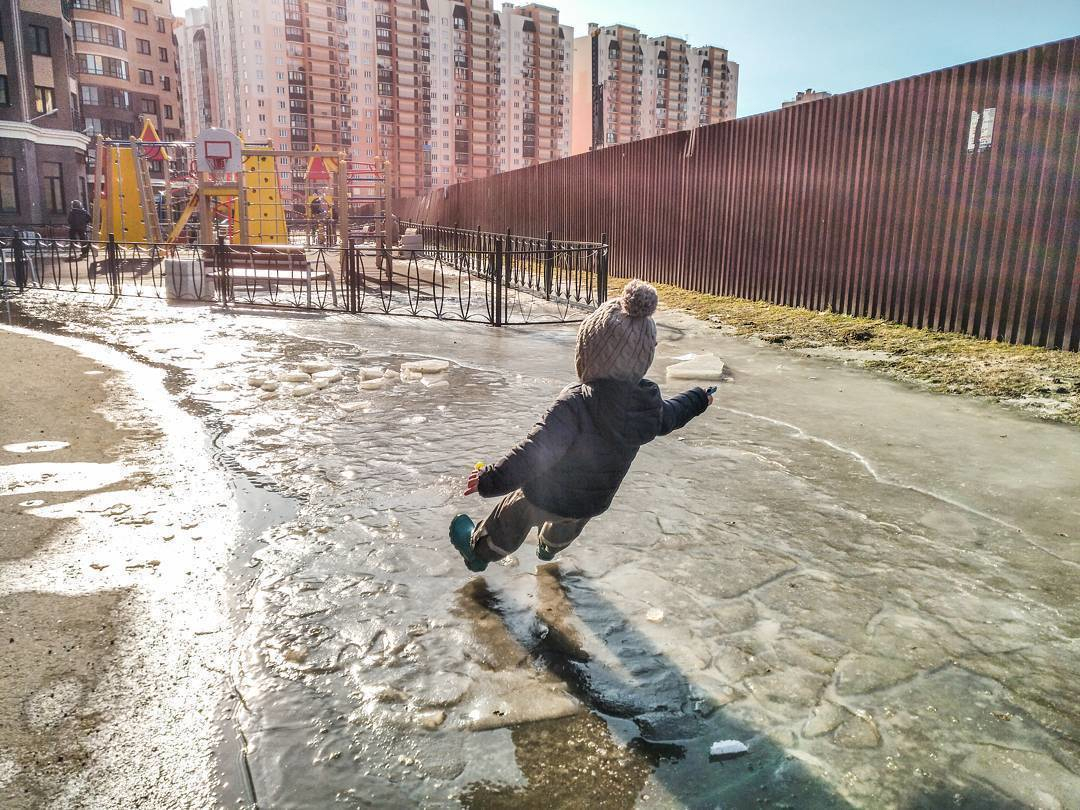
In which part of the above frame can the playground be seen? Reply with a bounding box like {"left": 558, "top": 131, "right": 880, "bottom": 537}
{"left": 0, "top": 128, "right": 606, "bottom": 325}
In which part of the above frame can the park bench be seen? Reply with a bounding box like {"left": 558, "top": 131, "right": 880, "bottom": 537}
{"left": 205, "top": 245, "right": 338, "bottom": 307}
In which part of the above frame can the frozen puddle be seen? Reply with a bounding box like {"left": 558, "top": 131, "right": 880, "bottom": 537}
{"left": 3, "top": 440, "right": 71, "bottom": 454}
{"left": 0, "top": 462, "right": 129, "bottom": 496}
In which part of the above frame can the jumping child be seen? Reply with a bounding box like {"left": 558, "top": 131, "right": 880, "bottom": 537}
{"left": 450, "top": 280, "right": 714, "bottom": 572}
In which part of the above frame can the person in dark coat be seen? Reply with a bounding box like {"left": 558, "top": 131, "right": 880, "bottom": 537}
{"left": 66, "top": 199, "right": 92, "bottom": 257}
{"left": 450, "top": 280, "right": 713, "bottom": 572}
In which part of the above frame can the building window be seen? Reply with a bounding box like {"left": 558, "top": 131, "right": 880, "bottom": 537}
{"left": 73, "top": 0, "right": 123, "bottom": 16}
{"left": 139, "top": 69, "right": 153, "bottom": 84}
{"left": 137, "top": 38, "right": 150, "bottom": 54}
{"left": 158, "top": 46, "right": 168, "bottom": 62}
{"left": 133, "top": 7, "right": 148, "bottom": 23}
{"left": 43, "top": 162, "right": 65, "bottom": 214}
{"left": 0, "top": 157, "right": 17, "bottom": 213}
{"left": 29, "top": 25, "right": 51, "bottom": 55}
{"left": 141, "top": 98, "right": 157, "bottom": 114}
{"left": 160, "top": 75, "right": 170, "bottom": 91}
{"left": 34, "top": 86, "right": 55, "bottom": 114}
{"left": 74, "top": 21, "right": 126, "bottom": 49}
{"left": 164, "top": 104, "right": 173, "bottom": 119}
{"left": 0, "top": 76, "right": 9, "bottom": 107}
{"left": 156, "top": 18, "right": 166, "bottom": 33}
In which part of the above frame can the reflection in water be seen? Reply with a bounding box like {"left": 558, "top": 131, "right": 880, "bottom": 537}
{"left": 457, "top": 568, "right": 849, "bottom": 809}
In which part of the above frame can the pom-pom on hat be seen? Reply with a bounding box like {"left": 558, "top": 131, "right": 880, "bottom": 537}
{"left": 575, "top": 280, "right": 659, "bottom": 383}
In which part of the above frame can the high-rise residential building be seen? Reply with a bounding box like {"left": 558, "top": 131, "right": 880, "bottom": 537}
{"left": 688, "top": 46, "right": 737, "bottom": 125}
{"left": 363, "top": 0, "right": 503, "bottom": 196}
{"left": 177, "top": 6, "right": 218, "bottom": 138}
{"left": 571, "top": 23, "right": 737, "bottom": 154}
{"left": 0, "top": 0, "right": 90, "bottom": 227}
{"left": 71, "top": 0, "right": 184, "bottom": 186}
{"left": 496, "top": 3, "right": 572, "bottom": 173}
{"left": 782, "top": 88, "right": 832, "bottom": 108}
{"left": 208, "top": 0, "right": 352, "bottom": 200}
{"left": 203, "top": 0, "right": 573, "bottom": 200}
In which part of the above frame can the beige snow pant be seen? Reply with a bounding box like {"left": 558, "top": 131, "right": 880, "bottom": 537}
{"left": 472, "top": 489, "right": 590, "bottom": 562}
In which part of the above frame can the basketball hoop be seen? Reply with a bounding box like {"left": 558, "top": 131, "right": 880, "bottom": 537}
{"left": 194, "top": 129, "right": 242, "bottom": 174}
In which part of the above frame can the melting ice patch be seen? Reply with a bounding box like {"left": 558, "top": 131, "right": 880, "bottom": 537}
{"left": 3, "top": 440, "right": 71, "bottom": 454}
{"left": 0, "top": 462, "right": 129, "bottom": 496}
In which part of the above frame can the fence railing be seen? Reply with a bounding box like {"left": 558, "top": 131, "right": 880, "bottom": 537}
{"left": 0, "top": 229, "right": 607, "bottom": 326}
{"left": 394, "top": 36, "right": 1080, "bottom": 351}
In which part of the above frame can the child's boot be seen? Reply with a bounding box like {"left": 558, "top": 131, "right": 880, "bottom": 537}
{"left": 450, "top": 515, "right": 488, "bottom": 572}
{"left": 536, "top": 541, "right": 557, "bottom": 562}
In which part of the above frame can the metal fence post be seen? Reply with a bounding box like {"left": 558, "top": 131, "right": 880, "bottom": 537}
{"left": 544, "top": 230, "right": 554, "bottom": 300}
{"left": 215, "top": 235, "right": 230, "bottom": 306}
{"left": 493, "top": 236, "right": 504, "bottom": 327}
{"left": 106, "top": 234, "right": 119, "bottom": 295}
{"left": 12, "top": 234, "right": 26, "bottom": 290}
{"left": 599, "top": 232, "right": 609, "bottom": 303}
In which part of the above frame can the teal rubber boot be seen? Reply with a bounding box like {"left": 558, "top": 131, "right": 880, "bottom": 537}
{"left": 449, "top": 514, "right": 488, "bottom": 573}
{"left": 536, "top": 541, "right": 557, "bottom": 562}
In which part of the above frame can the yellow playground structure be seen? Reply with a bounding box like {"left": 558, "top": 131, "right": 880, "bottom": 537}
{"left": 89, "top": 127, "right": 358, "bottom": 248}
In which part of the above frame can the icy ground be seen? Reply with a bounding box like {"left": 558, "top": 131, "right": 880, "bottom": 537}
{"left": 7, "top": 293, "right": 1080, "bottom": 809}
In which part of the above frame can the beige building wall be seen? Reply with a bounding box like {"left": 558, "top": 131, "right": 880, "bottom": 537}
{"left": 177, "top": 6, "right": 217, "bottom": 138}
{"left": 569, "top": 33, "right": 592, "bottom": 155}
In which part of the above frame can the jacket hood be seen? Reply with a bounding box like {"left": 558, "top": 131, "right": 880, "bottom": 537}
{"left": 581, "top": 378, "right": 663, "bottom": 448}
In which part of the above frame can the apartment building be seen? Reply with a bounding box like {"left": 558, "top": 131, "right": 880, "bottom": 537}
{"left": 177, "top": 6, "right": 218, "bottom": 138}
{"left": 782, "top": 88, "right": 831, "bottom": 108}
{"left": 0, "top": 0, "right": 90, "bottom": 226}
{"left": 496, "top": 3, "right": 572, "bottom": 173}
{"left": 688, "top": 46, "right": 737, "bottom": 125}
{"left": 71, "top": 0, "right": 183, "bottom": 149}
{"left": 571, "top": 23, "right": 738, "bottom": 154}
{"left": 201, "top": 0, "right": 573, "bottom": 199}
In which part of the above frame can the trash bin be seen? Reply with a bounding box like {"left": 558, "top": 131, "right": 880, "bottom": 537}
{"left": 164, "top": 256, "right": 213, "bottom": 302}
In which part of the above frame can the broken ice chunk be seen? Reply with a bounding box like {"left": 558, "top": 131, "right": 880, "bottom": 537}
{"left": 666, "top": 353, "right": 725, "bottom": 382}
{"left": 282, "top": 372, "right": 311, "bottom": 383}
{"left": 338, "top": 400, "right": 374, "bottom": 413}
{"left": 359, "top": 377, "right": 387, "bottom": 390}
{"left": 313, "top": 379, "right": 330, "bottom": 390}
{"left": 709, "top": 740, "right": 748, "bottom": 760}
{"left": 383, "top": 369, "right": 398, "bottom": 378}
{"left": 422, "top": 376, "right": 450, "bottom": 389}
{"left": 312, "top": 369, "right": 343, "bottom": 383}
{"left": 291, "top": 385, "right": 316, "bottom": 397}
{"left": 400, "top": 370, "right": 423, "bottom": 383}
{"left": 260, "top": 381, "right": 280, "bottom": 392}
{"left": 646, "top": 608, "right": 665, "bottom": 623}
{"left": 299, "top": 360, "right": 333, "bottom": 374}
{"left": 247, "top": 376, "right": 266, "bottom": 387}
{"left": 401, "top": 359, "right": 451, "bottom": 374}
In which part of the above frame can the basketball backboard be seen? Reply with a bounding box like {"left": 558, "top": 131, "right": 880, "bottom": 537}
{"left": 194, "top": 128, "right": 243, "bottom": 173}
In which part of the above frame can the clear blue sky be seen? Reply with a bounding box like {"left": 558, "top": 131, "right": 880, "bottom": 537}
{"left": 171, "top": 0, "right": 1079, "bottom": 117}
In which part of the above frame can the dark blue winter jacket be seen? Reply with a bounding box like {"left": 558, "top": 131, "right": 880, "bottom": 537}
{"left": 477, "top": 379, "right": 709, "bottom": 519}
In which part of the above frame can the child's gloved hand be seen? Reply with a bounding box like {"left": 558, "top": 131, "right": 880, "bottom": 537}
{"left": 706, "top": 386, "right": 717, "bottom": 405}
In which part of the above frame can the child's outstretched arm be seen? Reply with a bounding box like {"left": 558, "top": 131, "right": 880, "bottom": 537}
{"left": 658, "top": 386, "right": 713, "bottom": 436}
{"left": 471, "top": 396, "right": 580, "bottom": 498}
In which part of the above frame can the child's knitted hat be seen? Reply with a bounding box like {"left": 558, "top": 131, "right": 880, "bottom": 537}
{"left": 575, "top": 280, "right": 659, "bottom": 383}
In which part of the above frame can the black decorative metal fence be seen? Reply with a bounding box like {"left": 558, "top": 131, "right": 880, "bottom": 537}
{"left": 0, "top": 226, "right": 607, "bottom": 326}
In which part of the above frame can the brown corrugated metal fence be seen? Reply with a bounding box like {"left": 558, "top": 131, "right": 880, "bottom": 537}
{"left": 395, "top": 37, "right": 1080, "bottom": 350}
